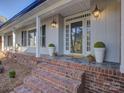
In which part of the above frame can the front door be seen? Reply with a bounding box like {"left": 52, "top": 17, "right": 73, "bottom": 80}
{"left": 64, "top": 12, "right": 91, "bottom": 56}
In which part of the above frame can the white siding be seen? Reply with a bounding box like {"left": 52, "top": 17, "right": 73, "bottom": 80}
{"left": 121, "top": 0, "right": 124, "bottom": 73}
{"left": 15, "top": 15, "right": 64, "bottom": 55}
{"left": 91, "top": 0, "right": 121, "bottom": 63}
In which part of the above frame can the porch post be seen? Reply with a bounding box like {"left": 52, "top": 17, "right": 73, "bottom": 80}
{"left": 120, "top": 0, "right": 124, "bottom": 73}
{"left": 36, "top": 16, "right": 41, "bottom": 57}
{"left": 12, "top": 30, "right": 16, "bottom": 51}
{"left": 1, "top": 34, "right": 5, "bottom": 51}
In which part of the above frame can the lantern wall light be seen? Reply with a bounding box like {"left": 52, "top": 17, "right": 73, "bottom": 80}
{"left": 51, "top": 16, "right": 57, "bottom": 28}
{"left": 92, "top": 5, "right": 101, "bottom": 18}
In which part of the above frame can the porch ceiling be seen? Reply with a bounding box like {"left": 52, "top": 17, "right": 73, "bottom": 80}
{"left": 16, "top": 0, "right": 91, "bottom": 29}
{"left": 41, "top": 0, "right": 91, "bottom": 18}
{"left": 58, "top": 0, "right": 91, "bottom": 17}
{"left": 0, "top": 0, "right": 91, "bottom": 32}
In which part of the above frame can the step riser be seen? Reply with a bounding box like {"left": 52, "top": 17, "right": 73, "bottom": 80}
{"left": 24, "top": 77, "right": 68, "bottom": 93}
{"left": 38, "top": 63, "right": 82, "bottom": 81}
{"left": 32, "top": 69, "right": 80, "bottom": 93}
{"left": 24, "top": 82, "right": 43, "bottom": 93}
{"left": 32, "top": 73, "right": 71, "bottom": 93}
{"left": 14, "top": 85, "right": 41, "bottom": 93}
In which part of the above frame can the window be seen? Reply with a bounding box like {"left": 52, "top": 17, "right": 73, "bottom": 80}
{"left": 65, "top": 25, "right": 69, "bottom": 50}
{"left": 8, "top": 35, "right": 13, "bottom": 47}
{"left": 22, "top": 31, "right": 27, "bottom": 46}
{"left": 86, "top": 20, "right": 91, "bottom": 52}
{"left": 41, "top": 25, "right": 46, "bottom": 47}
{"left": 28, "top": 29, "right": 36, "bottom": 46}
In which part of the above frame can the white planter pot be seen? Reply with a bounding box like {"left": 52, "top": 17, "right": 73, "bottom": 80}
{"left": 48, "top": 47, "right": 55, "bottom": 56}
{"left": 94, "top": 48, "right": 105, "bottom": 63}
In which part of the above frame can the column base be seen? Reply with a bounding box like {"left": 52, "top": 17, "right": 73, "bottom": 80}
{"left": 120, "top": 64, "right": 124, "bottom": 73}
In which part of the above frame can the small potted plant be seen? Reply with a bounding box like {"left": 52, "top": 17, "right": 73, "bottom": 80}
{"left": 9, "top": 70, "right": 16, "bottom": 78}
{"left": 48, "top": 43, "right": 55, "bottom": 56}
{"left": 94, "top": 42, "right": 105, "bottom": 63}
{"left": 16, "top": 44, "right": 21, "bottom": 51}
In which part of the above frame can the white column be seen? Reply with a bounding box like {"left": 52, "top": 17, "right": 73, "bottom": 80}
{"left": 36, "top": 16, "right": 41, "bottom": 57}
{"left": 120, "top": 0, "right": 124, "bottom": 73}
{"left": 5, "top": 34, "right": 8, "bottom": 50}
{"left": 1, "top": 34, "right": 5, "bottom": 51}
{"left": 12, "top": 30, "right": 16, "bottom": 51}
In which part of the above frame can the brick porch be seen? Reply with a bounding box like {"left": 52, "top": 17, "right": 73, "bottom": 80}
{"left": 6, "top": 52, "right": 124, "bottom": 93}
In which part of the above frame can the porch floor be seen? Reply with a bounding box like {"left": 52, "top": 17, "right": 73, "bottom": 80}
{"left": 20, "top": 52, "right": 120, "bottom": 70}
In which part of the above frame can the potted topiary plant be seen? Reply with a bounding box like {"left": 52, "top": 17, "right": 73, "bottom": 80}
{"left": 16, "top": 44, "right": 21, "bottom": 52}
{"left": 9, "top": 70, "right": 16, "bottom": 78}
{"left": 94, "top": 42, "right": 105, "bottom": 63}
{"left": 48, "top": 43, "right": 55, "bottom": 56}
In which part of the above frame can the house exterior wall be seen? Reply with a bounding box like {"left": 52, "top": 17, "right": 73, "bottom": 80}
{"left": 91, "top": 0, "right": 121, "bottom": 63}
{"left": 3, "top": 0, "right": 121, "bottom": 63}
{"left": 121, "top": 0, "right": 124, "bottom": 73}
{"left": 15, "top": 15, "right": 64, "bottom": 55}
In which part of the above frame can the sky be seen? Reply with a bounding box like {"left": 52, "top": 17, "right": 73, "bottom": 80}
{"left": 0, "top": 0, "right": 36, "bottom": 20}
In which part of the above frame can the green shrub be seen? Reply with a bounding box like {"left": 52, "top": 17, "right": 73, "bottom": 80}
{"left": 94, "top": 42, "right": 105, "bottom": 48}
{"left": 48, "top": 43, "right": 55, "bottom": 47}
{"left": 9, "top": 70, "right": 16, "bottom": 78}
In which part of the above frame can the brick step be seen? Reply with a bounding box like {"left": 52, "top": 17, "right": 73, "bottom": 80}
{"left": 32, "top": 68, "right": 81, "bottom": 93}
{"left": 24, "top": 76, "right": 70, "bottom": 93}
{"left": 10, "top": 91, "right": 15, "bottom": 93}
{"left": 14, "top": 85, "right": 41, "bottom": 93}
{"left": 37, "top": 62, "right": 83, "bottom": 81}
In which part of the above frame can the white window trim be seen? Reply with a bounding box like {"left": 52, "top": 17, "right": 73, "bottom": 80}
{"left": 64, "top": 11, "right": 91, "bottom": 56}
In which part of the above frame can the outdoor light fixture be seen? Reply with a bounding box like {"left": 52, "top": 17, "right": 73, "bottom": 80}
{"left": 92, "top": 5, "right": 101, "bottom": 18}
{"left": 51, "top": 20, "right": 57, "bottom": 28}
{"left": 51, "top": 17, "right": 57, "bottom": 28}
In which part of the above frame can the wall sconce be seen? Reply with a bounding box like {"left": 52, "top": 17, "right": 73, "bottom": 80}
{"left": 51, "top": 20, "right": 57, "bottom": 28}
{"left": 51, "top": 16, "right": 57, "bottom": 28}
{"left": 92, "top": 5, "right": 101, "bottom": 18}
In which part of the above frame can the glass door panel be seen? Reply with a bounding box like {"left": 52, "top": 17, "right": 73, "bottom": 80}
{"left": 71, "top": 21, "right": 82, "bottom": 54}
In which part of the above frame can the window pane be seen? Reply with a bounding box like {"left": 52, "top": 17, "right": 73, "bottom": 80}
{"left": 22, "top": 31, "right": 27, "bottom": 46}
{"left": 42, "top": 25, "right": 46, "bottom": 36}
{"left": 28, "top": 29, "right": 36, "bottom": 46}
{"left": 41, "top": 25, "right": 46, "bottom": 47}
{"left": 86, "top": 20, "right": 91, "bottom": 52}
{"left": 8, "top": 35, "right": 13, "bottom": 46}
{"left": 42, "top": 37, "right": 46, "bottom": 47}
{"left": 65, "top": 25, "right": 69, "bottom": 50}
{"left": 71, "top": 21, "right": 82, "bottom": 54}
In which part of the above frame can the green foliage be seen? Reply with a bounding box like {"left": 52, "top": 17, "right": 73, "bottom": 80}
{"left": 9, "top": 70, "right": 16, "bottom": 78}
{"left": 48, "top": 43, "right": 55, "bottom": 47}
{"left": 94, "top": 42, "right": 105, "bottom": 48}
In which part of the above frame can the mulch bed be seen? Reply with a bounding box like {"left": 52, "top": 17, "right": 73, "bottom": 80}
{"left": 0, "top": 58, "right": 31, "bottom": 93}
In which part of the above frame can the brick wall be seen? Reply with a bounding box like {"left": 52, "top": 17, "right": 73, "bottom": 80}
{"left": 6, "top": 52, "right": 124, "bottom": 93}
{"left": 39, "top": 56, "right": 124, "bottom": 93}
{"left": 6, "top": 52, "right": 38, "bottom": 68}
